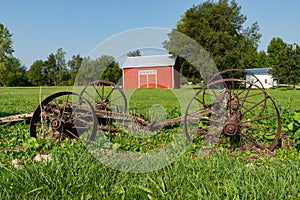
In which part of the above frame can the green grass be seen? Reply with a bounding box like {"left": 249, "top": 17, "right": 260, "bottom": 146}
{"left": 1, "top": 85, "right": 299, "bottom": 116}
{"left": 1, "top": 86, "right": 300, "bottom": 199}
{"left": 1, "top": 147, "right": 300, "bottom": 199}
{"left": 0, "top": 86, "right": 74, "bottom": 117}
{"left": 267, "top": 88, "right": 300, "bottom": 112}
{"left": 124, "top": 87, "right": 195, "bottom": 119}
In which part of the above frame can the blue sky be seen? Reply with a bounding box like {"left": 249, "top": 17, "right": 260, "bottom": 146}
{"left": 1, "top": 0, "right": 300, "bottom": 67}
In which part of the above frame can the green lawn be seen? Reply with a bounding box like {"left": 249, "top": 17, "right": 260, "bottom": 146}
{"left": 267, "top": 88, "right": 300, "bottom": 111}
{"left": 0, "top": 86, "right": 74, "bottom": 117}
{"left": 1, "top": 86, "right": 299, "bottom": 116}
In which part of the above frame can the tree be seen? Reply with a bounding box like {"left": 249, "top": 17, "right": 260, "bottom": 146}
{"left": 75, "top": 55, "right": 118, "bottom": 85}
{"left": 287, "top": 44, "right": 300, "bottom": 89}
{"left": 101, "top": 61, "right": 122, "bottom": 83}
{"left": 0, "top": 23, "right": 14, "bottom": 86}
{"left": 268, "top": 38, "right": 300, "bottom": 89}
{"left": 267, "top": 37, "right": 288, "bottom": 66}
{"left": 27, "top": 60, "right": 44, "bottom": 86}
{"left": 68, "top": 54, "right": 83, "bottom": 85}
{"left": 243, "top": 51, "right": 271, "bottom": 69}
{"left": 43, "top": 53, "right": 57, "bottom": 85}
{"left": 164, "top": 0, "right": 261, "bottom": 82}
{"left": 40, "top": 48, "right": 69, "bottom": 86}
{"left": 127, "top": 50, "right": 141, "bottom": 57}
{"left": 55, "top": 48, "right": 69, "bottom": 85}
{"left": 6, "top": 57, "right": 29, "bottom": 86}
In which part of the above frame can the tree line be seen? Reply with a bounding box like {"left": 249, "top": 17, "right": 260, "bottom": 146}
{"left": 1, "top": 0, "right": 300, "bottom": 87}
{"left": 26, "top": 49, "right": 121, "bottom": 86}
{"left": 0, "top": 39, "right": 122, "bottom": 87}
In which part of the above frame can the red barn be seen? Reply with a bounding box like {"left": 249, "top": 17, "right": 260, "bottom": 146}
{"left": 122, "top": 54, "right": 180, "bottom": 89}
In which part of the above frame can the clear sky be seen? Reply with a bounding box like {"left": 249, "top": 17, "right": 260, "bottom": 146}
{"left": 1, "top": 0, "right": 300, "bottom": 67}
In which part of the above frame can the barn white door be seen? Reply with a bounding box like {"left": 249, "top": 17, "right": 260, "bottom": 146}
{"left": 138, "top": 70, "right": 157, "bottom": 88}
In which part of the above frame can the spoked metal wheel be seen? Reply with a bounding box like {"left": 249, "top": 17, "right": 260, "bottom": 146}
{"left": 184, "top": 70, "right": 281, "bottom": 152}
{"left": 80, "top": 80, "right": 127, "bottom": 130}
{"left": 80, "top": 80, "right": 127, "bottom": 114}
{"left": 30, "top": 91, "right": 97, "bottom": 143}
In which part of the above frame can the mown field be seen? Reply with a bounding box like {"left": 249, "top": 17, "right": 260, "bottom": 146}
{"left": 1, "top": 86, "right": 300, "bottom": 199}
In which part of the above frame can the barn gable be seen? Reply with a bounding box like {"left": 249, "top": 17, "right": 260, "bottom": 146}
{"left": 122, "top": 54, "right": 180, "bottom": 89}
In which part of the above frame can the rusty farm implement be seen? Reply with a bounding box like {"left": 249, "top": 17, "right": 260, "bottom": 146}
{"left": 0, "top": 69, "right": 281, "bottom": 152}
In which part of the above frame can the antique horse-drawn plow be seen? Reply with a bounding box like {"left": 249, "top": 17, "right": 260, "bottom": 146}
{"left": 1, "top": 69, "right": 281, "bottom": 152}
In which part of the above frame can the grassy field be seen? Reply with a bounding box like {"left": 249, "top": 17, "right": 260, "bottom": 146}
{"left": 267, "top": 88, "right": 300, "bottom": 111}
{"left": 0, "top": 86, "right": 74, "bottom": 117}
{"left": 1, "top": 86, "right": 300, "bottom": 199}
{"left": 1, "top": 86, "right": 299, "bottom": 116}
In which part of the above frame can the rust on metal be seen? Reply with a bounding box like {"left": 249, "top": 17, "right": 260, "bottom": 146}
{"left": 0, "top": 112, "right": 33, "bottom": 123}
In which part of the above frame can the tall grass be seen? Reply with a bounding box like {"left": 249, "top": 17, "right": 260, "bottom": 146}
{"left": 1, "top": 147, "right": 300, "bottom": 199}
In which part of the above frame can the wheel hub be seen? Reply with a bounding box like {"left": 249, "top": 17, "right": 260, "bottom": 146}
{"left": 51, "top": 118, "right": 63, "bottom": 130}
{"left": 223, "top": 123, "right": 238, "bottom": 136}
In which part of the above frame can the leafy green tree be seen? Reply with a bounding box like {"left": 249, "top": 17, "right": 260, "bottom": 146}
{"left": 101, "top": 61, "right": 122, "bottom": 83}
{"left": 287, "top": 44, "right": 300, "bottom": 89}
{"left": 243, "top": 51, "right": 271, "bottom": 69}
{"left": 267, "top": 37, "right": 288, "bottom": 85}
{"left": 268, "top": 38, "right": 300, "bottom": 89}
{"left": 68, "top": 54, "right": 83, "bottom": 85}
{"left": 27, "top": 60, "right": 45, "bottom": 86}
{"left": 55, "top": 48, "right": 69, "bottom": 85}
{"left": 40, "top": 48, "right": 69, "bottom": 85}
{"left": 0, "top": 23, "right": 14, "bottom": 86}
{"left": 43, "top": 53, "right": 57, "bottom": 85}
{"left": 0, "top": 24, "right": 28, "bottom": 86}
{"left": 6, "top": 57, "right": 29, "bottom": 86}
{"left": 267, "top": 37, "right": 288, "bottom": 66}
{"left": 164, "top": 0, "right": 261, "bottom": 82}
{"left": 127, "top": 50, "right": 141, "bottom": 57}
{"left": 76, "top": 55, "right": 117, "bottom": 85}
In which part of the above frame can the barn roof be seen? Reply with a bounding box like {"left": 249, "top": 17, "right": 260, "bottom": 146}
{"left": 122, "top": 54, "right": 177, "bottom": 68}
{"left": 245, "top": 68, "right": 271, "bottom": 75}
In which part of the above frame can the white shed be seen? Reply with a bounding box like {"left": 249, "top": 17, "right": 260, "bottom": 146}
{"left": 245, "top": 68, "right": 277, "bottom": 88}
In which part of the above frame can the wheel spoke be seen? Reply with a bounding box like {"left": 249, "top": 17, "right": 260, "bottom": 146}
{"left": 100, "top": 82, "right": 104, "bottom": 98}
{"left": 106, "top": 87, "right": 115, "bottom": 99}
{"left": 239, "top": 131, "right": 266, "bottom": 150}
{"left": 93, "top": 83, "right": 102, "bottom": 99}
{"left": 83, "top": 90, "right": 95, "bottom": 101}
{"left": 241, "top": 124, "right": 276, "bottom": 134}
{"left": 66, "top": 129, "right": 79, "bottom": 139}
{"left": 239, "top": 103, "right": 257, "bottom": 116}
{"left": 239, "top": 91, "right": 264, "bottom": 100}
{"left": 235, "top": 80, "right": 243, "bottom": 94}
{"left": 241, "top": 98, "right": 265, "bottom": 116}
{"left": 240, "top": 113, "right": 277, "bottom": 125}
